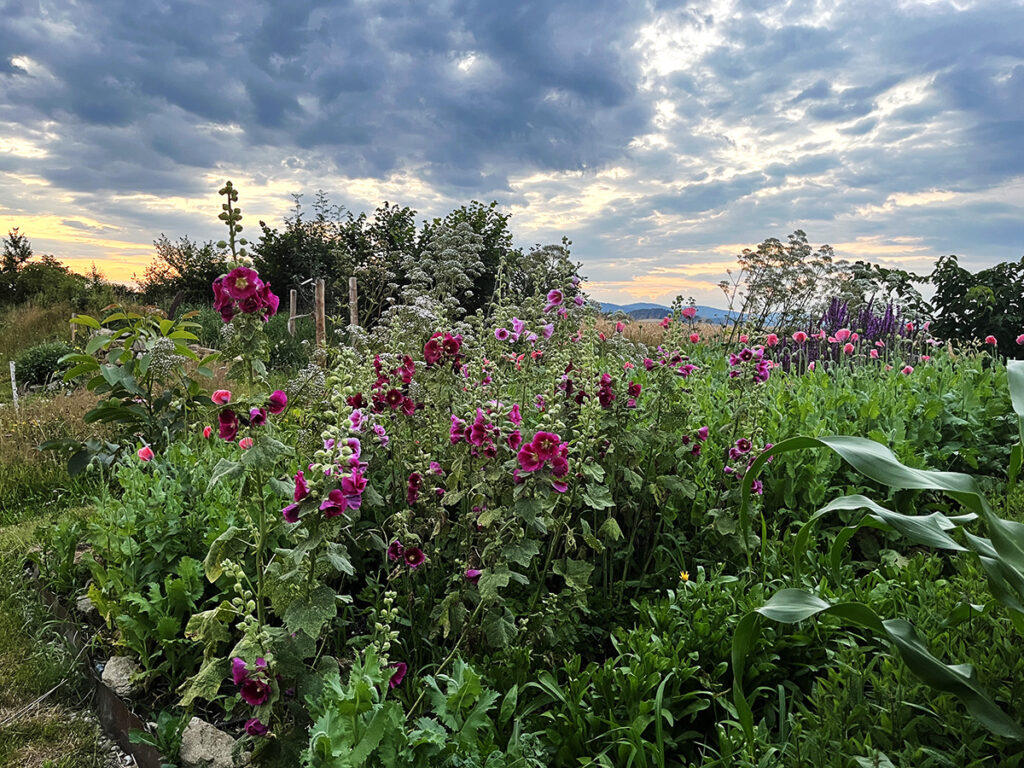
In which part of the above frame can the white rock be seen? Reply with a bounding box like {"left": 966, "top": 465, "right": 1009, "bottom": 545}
{"left": 179, "top": 717, "right": 236, "bottom": 768}
{"left": 76, "top": 593, "right": 97, "bottom": 618}
{"left": 100, "top": 656, "right": 140, "bottom": 698}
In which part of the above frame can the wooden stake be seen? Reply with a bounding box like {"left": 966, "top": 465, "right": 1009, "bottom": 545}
{"left": 288, "top": 289, "right": 297, "bottom": 337}
{"left": 314, "top": 278, "right": 326, "bottom": 348}
{"left": 348, "top": 276, "right": 358, "bottom": 328}
{"left": 70, "top": 313, "right": 77, "bottom": 343}
{"left": 9, "top": 361, "right": 18, "bottom": 411}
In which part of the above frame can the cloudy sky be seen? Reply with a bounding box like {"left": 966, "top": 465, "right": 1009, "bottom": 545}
{"left": 1, "top": 0, "right": 1021, "bottom": 306}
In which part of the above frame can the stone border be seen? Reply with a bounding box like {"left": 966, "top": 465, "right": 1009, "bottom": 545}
{"left": 37, "top": 583, "right": 166, "bottom": 768}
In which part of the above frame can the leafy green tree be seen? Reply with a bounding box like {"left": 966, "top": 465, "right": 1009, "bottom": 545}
{"left": 139, "top": 235, "right": 229, "bottom": 307}
{"left": 928, "top": 254, "right": 1024, "bottom": 351}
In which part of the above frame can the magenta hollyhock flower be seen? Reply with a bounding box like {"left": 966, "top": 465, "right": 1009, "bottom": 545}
{"left": 249, "top": 407, "right": 268, "bottom": 427}
{"left": 517, "top": 443, "right": 543, "bottom": 472}
{"left": 387, "top": 540, "right": 404, "bottom": 561}
{"left": 281, "top": 503, "right": 299, "bottom": 523}
{"left": 449, "top": 415, "right": 466, "bottom": 444}
{"left": 319, "top": 489, "right": 348, "bottom": 518}
{"left": 697, "top": 426, "right": 709, "bottom": 442}
{"left": 373, "top": 423, "right": 389, "bottom": 447}
{"left": 511, "top": 317, "right": 526, "bottom": 339}
{"left": 212, "top": 389, "right": 232, "bottom": 405}
{"left": 530, "top": 431, "right": 561, "bottom": 462}
{"left": 203, "top": 425, "right": 212, "bottom": 439}
{"left": 985, "top": 335, "right": 997, "bottom": 345}
{"left": 906, "top": 322, "right": 915, "bottom": 332}
{"left": 404, "top": 547, "right": 425, "bottom": 568}
{"left": 258, "top": 283, "right": 279, "bottom": 319}
{"left": 239, "top": 437, "right": 254, "bottom": 450}
{"left": 340, "top": 468, "right": 367, "bottom": 509}
{"left": 544, "top": 289, "right": 564, "bottom": 310}
{"left": 681, "top": 306, "right": 697, "bottom": 319}
{"left": 573, "top": 295, "right": 584, "bottom": 307}
{"left": 267, "top": 390, "right": 287, "bottom": 414}
{"left": 401, "top": 396, "right": 416, "bottom": 416}
{"left": 551, "top": 479, "right": 569, "bottom": 493}
{"left": 542, "top": 323, "right": 554, "bottom": 340}
{"left": 751, "top": 480, "right": 764, "bottom": 495}
{"left": 465, "top": 568, "right": 482, "bottom": 584}
{"left": 739, "top": 348, "right": 754, "bottom": 362}
{"left": 294, "top": 470, "right": 309, "bottom": 501}
{"left": 736, "top": 438, "right": 752, "bottom": 454}
{"left": 231, "top": 657, "right": 248, "bottom": 686}
{"left": 406, "top": 472, "right": 422, "bottom": 505}
{"left": 218, "top": 409, "right": 239, "bottom": 441}
{"left": 223, "top": 266, "right": 262, "bottom": 300}
{"left": 509, "top": 404, "right": 522, "bottom": 426}
{"left": 835, "top": 328, "right": 851, "bottom": 342}
{"left": 615, "top": 321, "right": 625, "bottom": 333}
{"left": 350, "top": 409, "right": 363, "bottom": 431}
{"left": 644, "top": 358, "right": 654, "bottom": 370}
{"left": 691, "top": 444, "right": 702, "bottom": 456}
{"left": 495, "top": 327, "right": 510, "bottom": 341}
{"left": 240, "top": 677, "right": 270, "bottom": 706}
{"left": 388, "top": 661, "right": 407, "bottom": 688}
{"left": 424, "top": 336, "right": 443, "bottom": 365}
{"left": 507, "top": 429, "right": 523, "bottom": 451}
{"left": 550, "top": 453, "right": 569, "bottom": 478}
{"left": 792, "top": 331, "right": 808, "bottom": 344}
{"left": 137, "top": 445, "right": 154, "bottom": 462}
{"left": 245, "top": 718, "right": 268, "bottom": 737}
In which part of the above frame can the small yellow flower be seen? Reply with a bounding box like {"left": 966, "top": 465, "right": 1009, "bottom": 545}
{"left": 680, "top": 570, "right": 689, "bottom": 582}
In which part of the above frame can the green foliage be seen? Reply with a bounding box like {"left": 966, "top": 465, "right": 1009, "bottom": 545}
{"left": 15, "top": 340, "right": 75, "bottom": 388}
{"left": 928, "top": 254, "right": 1024, "bottom": 351}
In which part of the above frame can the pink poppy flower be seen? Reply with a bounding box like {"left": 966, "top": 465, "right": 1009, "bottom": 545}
{"left": 202, "top": 425, "right": 212, "bottom": 439}
{"left": 212, "top": 389, "right": 232, "bottom": 405}
{"left": 765, "top": 333, "right": 778, "bottom": 347}
{"left": 659, "top": 317, "right": 671, "bottom": 328}
{"left": 835, "top": 329, "right": 851, "bottom": 342}
{"left": 901, "top": 365, "right": 914, "bottom": 375}
{"left": 681, "top": 307, "right": 697, "bottom": 319}
{"left": 792, "top": 331, "right": 808, "bottom": 344}
{"left": 870, "top": 349, "right": 879, "bottom": 359}
{"left": 985, "top": 335, "right": 997, "bottom": 345}
{"left": 689, "top": 333, "right": 700, "bottom": 343}
{"left": 238, "top": 437, "right": 254, "bottom": 450}
{"left": 843, "top": 343, "right": 854, "bottom": 355}
{"left": 137, "top": 446, "right": 154, "bottom": 462}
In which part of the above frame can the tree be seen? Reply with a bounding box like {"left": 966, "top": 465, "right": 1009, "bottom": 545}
{"left": 2, "top": 227, "right": 32, "bottom": 273}
{"left": 928, "top": 254, "right": 1024, "bottom": 351}
{"left": 138, "top": 235, "right": 229, "bottom": 307}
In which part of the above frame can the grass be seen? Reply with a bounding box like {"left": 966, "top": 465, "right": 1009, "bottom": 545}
{"left": 0, "top": 515, "right": 106, "bottom": 768}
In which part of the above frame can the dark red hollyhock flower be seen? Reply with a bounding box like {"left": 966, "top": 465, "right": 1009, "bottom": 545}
{"left": 218, "top": 409, "right": 239, "bottom": 441}
{"left": 406, "top": 472, "right": 423, "bottom": 505}
{"left": 387, "top": 540, "right": 404, "bottom": 561}
{"left": 424, "top": 336, "right": 443, "bottom": 365}
{"left": 403, "top": 546, "right": 425, "bottom": 568}
{"left": 442, "top": 333, "right": 462, "bottom": 356}
{"left": 267, "top": 390, "right": 288, "bottom": 414}
{"left": 384, "top": 388, "right": 404, "bottom": 409}
{"left": 388, "top": 661, "right": 407, "bottom": 688}
{"left": 627, "top": 381, "right": 642, "bottom": 398}
{"left": 245, "top": 718, "right": 268, "bottom": 737}
{"left": 346, "top": 392, "right": 365, "bottom": 409}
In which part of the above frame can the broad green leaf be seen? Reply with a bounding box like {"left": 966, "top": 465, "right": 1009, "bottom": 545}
{"left": 178, "top": 656, "right": 228, "bottom": 707}
{"left": 206, "top": 458, "right": 243, "bottom": 492}
{"left": 203, "top": 526, "right": 248, "bottom": 582}
{"left": 283, "top": 584, "right": 337, "bottom": 640}
{"left": 581, "top": 483, "right": 615, "bottom": 510}
{"left": 71, "top": 314, "right": 101, "bottom": 330}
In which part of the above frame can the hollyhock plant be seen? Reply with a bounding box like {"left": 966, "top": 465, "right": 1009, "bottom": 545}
{"left": 388, "top": 540, "right": 404, "bottom": 561}
{"left": 544, "top": 289, "right": 564, "bottom": 313}
{"left": 465, "top": 568, "right": 482, "bottom": 584}
{"left": 223, "top": 266, "right": 261, "bottom": 300}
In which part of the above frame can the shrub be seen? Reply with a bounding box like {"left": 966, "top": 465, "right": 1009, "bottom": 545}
{"left": 14, "top": 340, "right": 74, "bottom": 388}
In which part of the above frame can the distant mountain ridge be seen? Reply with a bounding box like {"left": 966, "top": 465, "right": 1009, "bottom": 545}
{"left": 594, "top": 300, "right": 741, "bottom": 325}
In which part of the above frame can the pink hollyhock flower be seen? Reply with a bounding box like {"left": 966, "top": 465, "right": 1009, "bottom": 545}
{"left": 218, "top": 410, "right": 239, "bottom": 441}
{"left": 697, "top": 426, "right": 709, "bottom": 442}
{"left": 512, "top": 317, "right": 526, "bottom": 339}
{"left": 294, "top": 470, "right": 309, "bottom": 501}
{"left": 319, "top": 489, "right": 348, "bottom": 518}
{"left": 901, "top": 365, "right": 914, "bottom": 375}
{"left": 406, "top": 472, "right": 423, "bottom": 505}
{"left": 465, "top": 568, "right": 482, "bottom": 583}
{"left": 659, "top": 316, "right": 671, "bottom": 328}
{"left": 870, "top": 349, "right": 879, "bottom": 359}
{"left": 551, "top": 479, "right": 569, "bottom": 493}
{"left": 509, "top": 404, "right": 522, "bottom": 425}
{"left": 258, "top": 283, "right": 279, "bottom": 319}
{"left": 765, "top": 333, "right": 779, "bottom": 347}
{"left": 689, "top": 333, "right": 700, "bottom": 343}
{"left": 542, "top": 323, "right": 554, "bottom": 340}
{"left": 267, "top": 390, "right": 287, "bottom": 414}
{"left": 985, "top": 335, "right": 997, "bottom": 345}
{"left": 843, "top": 343, "right": 854, "bottom": 355}
{"left": 429, "top": 460, "right": 443, "bottom": 475}
{"left": 573, "top": 295, "right": 584, "bottom": 307}
{"left": 424, "top": 336, "right": 442, "bottom": 365}
{"left": 495, "top": 327, "right": 510, "bottom": 341}
{"left": 835, "top": 328, "right": 851, "bottom": 342}
{"left": 387, "top": 540, "right": 404, "bottom": 561}
{"left": 212, "top": 389, "right": 232, "bottom": 405}
{"left": 245, "top": 719, "right": 268, "bottom": 737}
{"left": 792, "top": 331, "right": 808, "bottom": 344}
{"left": 389, "top": 662, "right": 407, "bottom": 688}
{"left": 223, "top": 266, "right": 262, "bottom": 300}
{"left": 531, "top": 431, "right": 562, "bottom": 461}
{"left": 403, "top": 547, "right": 425, "bottom": 568}
{"left": 249, "top": 407, "right": 267, "bottom": 427}
{"left": 682, "top": 306, "right": 697, "bottom": 319}
{"left": 238, "top": 437, "right": 254, "bottom": 450}
{"left": 137, "top": 445, "right": 154, "bottom": 462}
{"left": 544, "top": 289, "right": 564, "bottom": 313}
{"left": 517, "top": 443, "right": 543, "bottom": 472}
{"left": 231, "top": 657, "right": 248, "bottom": 686}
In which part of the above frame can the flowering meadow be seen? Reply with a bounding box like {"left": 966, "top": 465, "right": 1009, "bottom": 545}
{"left": 8, "top": 189, "right": 1024, "bottom": 767}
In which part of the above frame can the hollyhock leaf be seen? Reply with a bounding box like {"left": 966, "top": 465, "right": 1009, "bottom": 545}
{"left": 240, "top": 436, "right": 294, "bottom": 470}
{"left": 203, "top": 526, "right": 248, "bottom": 582}
{"left": 362, "top": 484, "right": 385, "bottom": 508}
{"left": 504, "top": 539, "right": 541, "bottom": 568}
{"left": 598, "top": 517, "right": 624, "bottom": 542}
{"left": 553, "top": 558, "right": 595, "bottom": 591}
{"left": 483, "top": 608, "right": 518, "bottom": 647}
{"left": 207, "top": 459, "right": 243, "bottom": 492}
{"left": 478, "top": 566, "right": 512, "bottom": 604}
{"left": 581, "top": 484, "right": 615, "bottom": 510}
{"left": 658, "top": 474, "right": 698, "bottom": 500}
{"left": 184, "top": 601, "right": 235, "bottom": 648}
{"left": 177, "top": 656, "right": 229, "bottom": 707}
{"left": 513, "top": 498, "right": 543, "bottom": 528}
{"left": 323, "top": 542, "right": 354, "bottom": 576}
{"left": 268, "top": 477, "right": 293, "bottom": 498}
{"left": 477, "top": 507, "right": 502, "bottom": 528}
{"left": 283, "top": 584, "right": 337, "bottom": 639}
{"left": 581, "top": 463, "right": 606, "bottom": 482}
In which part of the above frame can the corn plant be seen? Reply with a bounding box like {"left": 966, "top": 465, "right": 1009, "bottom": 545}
{"left": 732, "top": 359, "right": 1024, "bottom": 742}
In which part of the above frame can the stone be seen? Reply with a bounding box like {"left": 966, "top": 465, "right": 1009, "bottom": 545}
{"left": 179, "top": 717, "right": 236, "bottom": 768}
{"left": 100, "top": 656, "right": 140, "bottom": 698}
{"left": 75, "top": 593, "right": 97, "bottom": 619}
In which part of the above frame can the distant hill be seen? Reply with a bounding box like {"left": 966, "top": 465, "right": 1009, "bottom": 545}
{"left": 594, "top": 300, "right": 741, "bottom": 325}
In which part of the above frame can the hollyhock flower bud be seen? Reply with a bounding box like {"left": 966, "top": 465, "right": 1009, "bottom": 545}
{"left": 212, "top": 390, "right": 232, "bottom": 405}
{"left": 137, "top": 445, "right": 154, "bottom": 462}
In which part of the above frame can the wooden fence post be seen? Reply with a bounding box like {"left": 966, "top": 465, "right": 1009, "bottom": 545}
{"left": 9, "top": 361, "right": 18, "bottom": 412}
{"left": 348, "top": 276, "right": 358, "bottom": 328}
{"left": 288, "top": 290, "right": 297, "bottom": 337}
{"left": 314, "top": 279, "right": 326, "bottom": 348}
{"left": 70, "top": 313, "right": 77, "bottom": 343}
